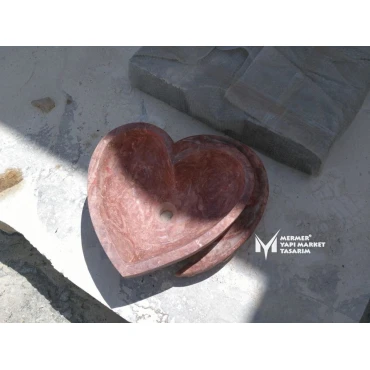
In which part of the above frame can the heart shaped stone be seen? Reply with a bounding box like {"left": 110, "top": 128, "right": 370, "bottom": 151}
{"left": 175, "top": 135, "right": 269, "bottom": 277}
{"left": 88, "top": 123, "right": 255, "bottom": 277}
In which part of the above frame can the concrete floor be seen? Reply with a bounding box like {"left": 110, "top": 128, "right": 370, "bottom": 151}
{"left": 0, "top": 230, "right": 126, "bottom": 323}
{"left": 0, "top": 47, "right": 369, "bottom": 322}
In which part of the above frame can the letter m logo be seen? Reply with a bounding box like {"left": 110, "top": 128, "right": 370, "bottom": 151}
{"left": 255, "top": 230, "right": 280, "bottom": 260}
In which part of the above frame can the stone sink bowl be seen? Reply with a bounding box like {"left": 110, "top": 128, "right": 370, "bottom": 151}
{"left": 176, "top": 135, "right": 269, "bottom": 277}
{"left": 87, "top": 123, "right": 255, "bottom": 277}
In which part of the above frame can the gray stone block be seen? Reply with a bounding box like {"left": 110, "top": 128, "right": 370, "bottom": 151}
{"left": 129, "top": 47, "right": 370, "bottom": 174}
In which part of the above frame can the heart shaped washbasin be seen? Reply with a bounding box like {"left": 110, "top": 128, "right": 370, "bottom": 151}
{"left": 87, "top": 123, "right": 255, "bottom": 277}
{"left": 175, "top": 135, "right": 269, "bottom": 277}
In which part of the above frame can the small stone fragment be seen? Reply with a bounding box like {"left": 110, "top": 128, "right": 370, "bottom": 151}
{"left": 0, "top": 221, "right": 17, "bottom": 234}
{"left": 31, "top": 97, "right": 55, "bottom": 113}
{"left": 0, "top": 168, "right": 23, "bottom": 193}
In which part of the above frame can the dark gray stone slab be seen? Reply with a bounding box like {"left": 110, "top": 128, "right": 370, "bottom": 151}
{"left": 129, "top": 47, "right": 370, "bottom": 175}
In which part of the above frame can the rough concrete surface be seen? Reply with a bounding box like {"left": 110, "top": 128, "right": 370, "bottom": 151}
{"left": 0, "top": 47, "right": 369, "bottom": 322}
{"left": 0, "top": 230, "right": 126, "bottom": 322}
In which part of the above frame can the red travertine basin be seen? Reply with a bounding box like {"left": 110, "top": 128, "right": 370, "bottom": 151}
{"left": 87, "top": 123, "right": 255, "bottom": 277}
{"left": 176, "top": 135, "right": 269, "bottom": 277}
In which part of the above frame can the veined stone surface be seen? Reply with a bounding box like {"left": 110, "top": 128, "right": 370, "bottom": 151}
{"left": 87, "top": 122, "right": 254, "bottom": 277}
{"left": 175, "top": 135, "right": 269, "bottom": 277}
{"left": 0, "top": 47, "right": 369, "bottom": 322}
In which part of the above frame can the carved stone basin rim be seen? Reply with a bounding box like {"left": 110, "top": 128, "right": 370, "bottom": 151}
{"left": 87, "top": 122, "right": 255, "bottom": 277}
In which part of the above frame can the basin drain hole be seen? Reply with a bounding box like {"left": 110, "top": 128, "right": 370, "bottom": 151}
{"left": 160, "top": 210, "right": 173, "bottom": 221}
